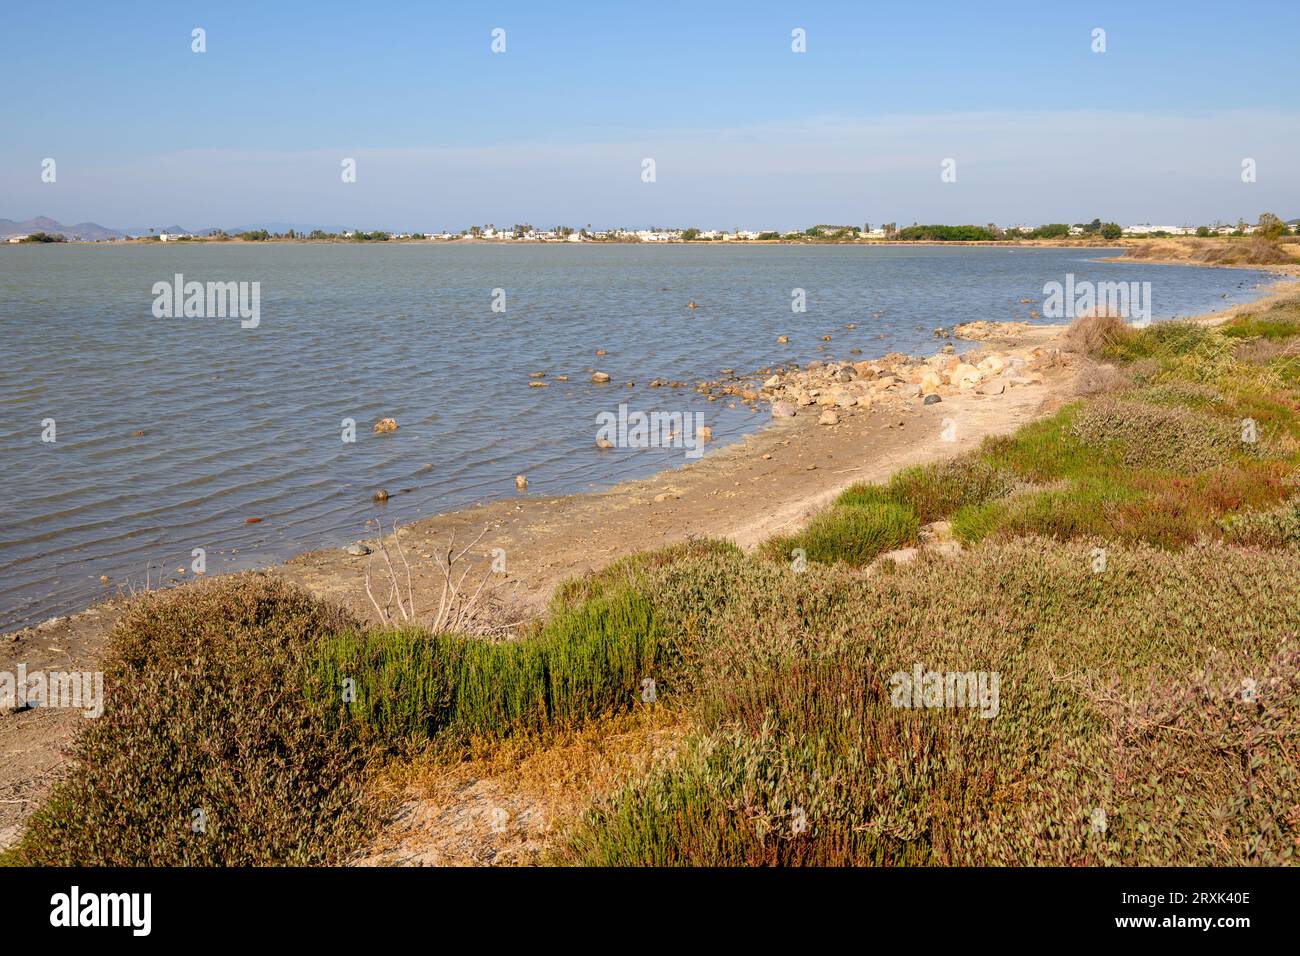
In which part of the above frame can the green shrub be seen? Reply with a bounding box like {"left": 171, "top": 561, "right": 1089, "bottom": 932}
{"left": 308, "top": 585, "right": 663, "bottom": 743}
{"left": 15, "top": 575, "right": 372, "bottom": 866}
{"left": 1221, "top": 500, "right": 1300, "bottom": 548}
{"left": 560, "top": 540, "right": 1300, "bottom": 866}
{"left": 1070, "top": 397, "right": 1240, "bottom": 473}
{"left": 764, "top": 502, "right": 919, "bottom": 568}
{"left": 879, "top": 458, "right": 1013, "bottom": 522}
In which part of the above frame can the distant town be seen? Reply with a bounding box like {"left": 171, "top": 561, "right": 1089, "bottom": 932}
{"left": 4, "top": 215, "right": 1295, "bottom": 244}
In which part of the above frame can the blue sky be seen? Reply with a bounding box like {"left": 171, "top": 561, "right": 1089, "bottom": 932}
{"left": 2, "top": 0, "right": 1297, "bottom": 230}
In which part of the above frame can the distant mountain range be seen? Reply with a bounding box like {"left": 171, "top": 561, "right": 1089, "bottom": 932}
{"left": 0, "top": 216, "right": 127, "bottom": 240}
{"left": 0, "top": 216, "right": 337, "bottom": 240}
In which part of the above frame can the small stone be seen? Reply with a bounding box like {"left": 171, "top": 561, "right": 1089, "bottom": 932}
{"left": 374, "top": 418, "right": 398, "bottom": 434}
{"left": 763, "top": 375, "right": 781, "bottom": 389}
{"left": 373, "top": 489, "right": 389, "bottom": 502}
{"left": 99, "top": 574, "right": 109, "bottom": 585}
{"left": 528, "top": 380, "right": 548, "bottom": 388}
{"left": 515, "top": 475, "right": 528, "bottom": 490}
{"left": 596, "top": 349, "right": 607, "bottom": 356}
{"left": 818, "top": 409, "right": 839, "bottom": 426}
{"left": 697, "top": 424, "right": 713, "bottom": 442}
{"left": 777, "top": 335, "right": 789, "bottom": 344}
{"left": 591, "top": 371, "right": 611, "bottom": 383}
{"left": 529, "top": 371, "right": 546, "bottom": 378}
{"left": 771, "top": 401, "right": 797, "bottom": 418}
{"left": 923, "top": 393, "right": 942, "bottom": 405}
{"left": 346, "top": 542, "right": 373, "bottom": 556}
{"left": 245, "top": 516, "right": 263, "bottom": 523}
{"left": 596, "top": 437, "right": 615, "bottom": 449}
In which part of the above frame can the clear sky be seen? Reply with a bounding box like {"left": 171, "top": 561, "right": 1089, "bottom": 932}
{"left": 2, "top": 0, "right": 1297, "bottom": 231}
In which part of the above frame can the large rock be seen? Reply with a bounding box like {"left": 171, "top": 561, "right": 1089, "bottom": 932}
{"left": 949, "top": 363, "right": 982, "bottom": 387}
{"left": 818, "top": 409, "right": 839, "bottom": 426}
{"left": 771, "top": 401, "right": 797, "bottom": 418}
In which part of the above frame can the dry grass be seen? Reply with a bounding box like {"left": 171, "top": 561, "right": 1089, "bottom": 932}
{"left": 1062, "top": 312, "right": 1134, "bottom": 357}
{"left": 1071, "top": 361, "right": 1131, "bottom": 397}
{"left": 362, "top": 709, "right": 685, "bottom": 865}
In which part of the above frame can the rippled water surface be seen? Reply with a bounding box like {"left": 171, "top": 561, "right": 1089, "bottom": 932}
{"left": 0, "top": 243, "right": 1279, "bottom": 629}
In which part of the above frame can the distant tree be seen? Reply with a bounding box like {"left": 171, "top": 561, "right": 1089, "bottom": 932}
{"left": 757, "top": 231, "right": 781, "bottom": 240}
{"left": 1256, "top": 212, "right": 1287, "bottom": 241}
{"left": 1100, "top": 222, "right": 1123, "bottom": 240}
{"left": 1195, "top": 226, "right": 1211, "bottom": 238}
{"left": 894, "top": 224, "right": 997, "bottom": 241}
{"left": 1029, "top": 223, "right": 1070, "bottom": 239}
{"left": 680, "top": 228, "right": 701, "bottom": 241}
{"left": 20, "top": 231, "right": 67, "bottom": 243}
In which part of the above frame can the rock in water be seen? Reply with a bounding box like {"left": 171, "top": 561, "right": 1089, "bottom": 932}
{"left": 373, "top": 489, "right": 389, "bottom": 502}
{"left": 515, "top": 475, "right": 528, "bottom": 490}
{"left": 374, "top": 418, "right": 398, "bottom": 434}
{"left": 591, "top": 371, "right": 611, "bottom": 383}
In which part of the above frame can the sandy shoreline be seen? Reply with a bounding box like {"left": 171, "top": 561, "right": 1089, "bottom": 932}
{"left": 3, "top": 246, "right": 1298, "bottom": 847}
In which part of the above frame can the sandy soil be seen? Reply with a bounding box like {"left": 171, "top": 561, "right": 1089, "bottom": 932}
{"left": 3, "top": 242, "right": 1297, "bottom": 854}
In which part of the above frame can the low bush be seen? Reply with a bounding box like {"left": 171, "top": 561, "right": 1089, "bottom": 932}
{"left": 762, "top": 501, "right": 919, "bottom": 568}
{"left": 1062, "top": 312, "right": 1135, "bottom": 358}
{"left": 560, "top": 541, "right": 1300, "bottom": 866}
{"left": 308, "top": 585, "right": 664, "bottom": 744}
{"left": 15, "top": 575, "right": 373, "bottom": 866}
{"left": 1070, "top": 397, "right": 1240, "bottom": 473}
{"left": 1220, "top": 499, "right": 1300, "bottom": 548}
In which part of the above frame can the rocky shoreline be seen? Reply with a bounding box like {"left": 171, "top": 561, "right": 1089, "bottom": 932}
{"left": 684, "top": 321, "right": 1054, "bottom": 431}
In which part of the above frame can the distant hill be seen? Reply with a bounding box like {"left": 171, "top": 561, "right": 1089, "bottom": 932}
{"left": 0, "top": 216, "right": 126, "bottom": 240}
{"left": 1, "top": 216, "right": 346, "bottom": 239}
